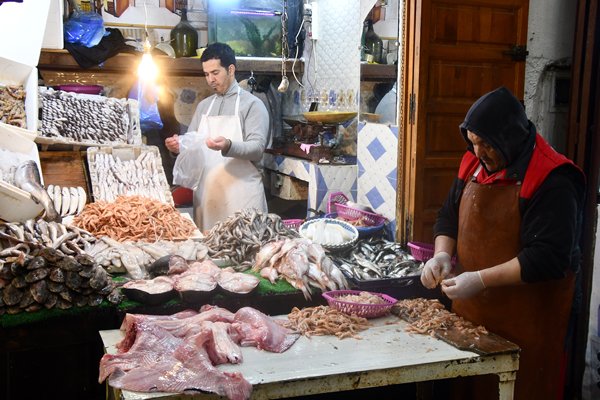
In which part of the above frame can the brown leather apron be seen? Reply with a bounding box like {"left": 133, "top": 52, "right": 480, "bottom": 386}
{"left": 452, "top": 178, "right": 574, "bottom": 400}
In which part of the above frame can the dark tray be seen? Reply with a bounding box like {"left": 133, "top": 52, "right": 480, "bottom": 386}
{"left": 178, "top": 286, "right": 217, "bottom": 304}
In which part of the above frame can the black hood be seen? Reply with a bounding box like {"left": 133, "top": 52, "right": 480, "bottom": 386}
{"left": 459, "top": 87, "right": 536, "bottom": 175}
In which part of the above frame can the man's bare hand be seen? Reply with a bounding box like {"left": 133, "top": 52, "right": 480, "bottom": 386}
{"left": 165, "top": 135, "right": 180, "bottom": 154}
{"left": 206, "top": 136, "right": 231, "bottom": 152}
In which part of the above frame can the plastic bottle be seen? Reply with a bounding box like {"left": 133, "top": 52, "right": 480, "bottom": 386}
{"left": 170, "top": 9, "right": 198, "bottom": 58}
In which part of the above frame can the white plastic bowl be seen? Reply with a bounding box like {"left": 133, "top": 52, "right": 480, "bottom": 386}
{"left": 299, "top": 218, "right": 359, "bottom": 251}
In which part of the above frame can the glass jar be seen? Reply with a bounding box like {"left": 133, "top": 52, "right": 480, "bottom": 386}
{"left": 170, "top": 9, "right": 198, "bottom": 58}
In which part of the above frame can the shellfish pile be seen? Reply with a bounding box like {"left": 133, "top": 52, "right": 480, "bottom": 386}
{"left": 0, "top": 220, "right": 120, "bottom": 315}
{"left": 0, "top": 247, "right": 120, "bottom": 314}
{"left": 39, "top": 87, "right": 136, "bottom": 144}
{"left": 0, "top": 84, "right": 26, "bottom": 128}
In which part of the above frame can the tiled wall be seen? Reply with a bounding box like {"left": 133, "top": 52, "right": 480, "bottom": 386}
{"left": 357, "top": 121, "right": 398, "bottom": 237}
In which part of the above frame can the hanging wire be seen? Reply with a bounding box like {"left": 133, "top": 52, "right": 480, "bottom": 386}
{"left": 278, "top": 0, "right": 290, "bottom": 92}
{"left": 281, "top": 0, "right": 289, "bottom": 78}
{"left": 138, "top": 0, "right": 150, "bottom": 52}
{"left": 291, "top": 4, "right": 306, "bottom": 88}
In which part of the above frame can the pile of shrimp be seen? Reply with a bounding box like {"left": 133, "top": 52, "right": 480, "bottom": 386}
{"left": 285, "top": 305, "right": 371, "bottom": 339}
{"left": 73, "top": 195, "right": 196, "bottom": 242}
{"left": 393, "top": 298, "right": 488, "bottom": 338}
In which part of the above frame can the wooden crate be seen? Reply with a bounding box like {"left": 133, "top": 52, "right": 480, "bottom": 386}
{"left": 38, "top": 150, "right": 91, "bottom": 200}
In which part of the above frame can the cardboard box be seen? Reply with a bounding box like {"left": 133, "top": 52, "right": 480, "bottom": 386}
{"left": 0, "top": 125, "right": 44, "bottom": 222}
{"left": 270, "top": 172, "right": 308, "bottom": 201}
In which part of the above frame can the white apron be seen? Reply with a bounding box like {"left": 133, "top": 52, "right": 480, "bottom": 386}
{"left": 193, "top": 88, "right": 267, "bottom": 231}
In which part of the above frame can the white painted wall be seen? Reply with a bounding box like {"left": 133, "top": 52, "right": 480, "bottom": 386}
{"left": 524, "top": 0, "right": 576, "bottom": 152}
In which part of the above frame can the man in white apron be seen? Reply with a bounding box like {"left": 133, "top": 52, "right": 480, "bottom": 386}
{"left": 166, "top": 43, "right": 270, "bottom": 231}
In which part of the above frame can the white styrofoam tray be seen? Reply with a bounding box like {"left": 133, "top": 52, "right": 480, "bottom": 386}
{"left": 0, "top": 59, "right": 39, "bottom": 134}
{"left": 87, "top": 145, "right": 174, "bottom": 206}
{"left": 0, "top": 125, "right": 44, "bottom": 222}
{"left": 0, "top": 0, "right": 52, "bottom": 136}
{"left": 37, "top": 87, "right": 142, "bottom": 147}
{"left": 42, "top": 0, "right": 64, "bottom": 50}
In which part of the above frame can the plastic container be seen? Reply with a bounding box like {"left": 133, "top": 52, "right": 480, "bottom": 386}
{"left": 407, "top": 241, "right": 457, "bottom": 265}
{"left": 0, "top": 125, "right": 44, "bottom": 222}
{"left": 322, "top": 290, "right": 397, "bottom": 319}
{"left": 325, "top": 212, "right": 384, "bottom": 238}
{"left": 327, "top": 192, "right": 387, "bottom": 226}
{"left": 283, "top": 219, "right": 303, "bottom": 230}
{"left": 299, "top": 218, "right": 358, "bottom": 252}
{"left": 55, "top": 84, "right": 103, "bottom": 95}
{"left": 340, "top": 272, "right": 443, "bottom": 302}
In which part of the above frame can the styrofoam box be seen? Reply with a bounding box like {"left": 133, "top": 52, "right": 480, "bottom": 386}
{"left": 37, "top": 88, "right": 142, "bottom": 147}
{"left": 0, "top": 58, "right": 39, "bottom": 134}
{"left": 87, "top": 146, "right": 174, "bottom": 206}
{"left": 0, "top": 125, "right": 44, "bottom": 222}
{"left": 0, "top": 0, "right": 52, "bottom": 136}
{"left": 42, "top": 0, "right": 64, "bottom": 50}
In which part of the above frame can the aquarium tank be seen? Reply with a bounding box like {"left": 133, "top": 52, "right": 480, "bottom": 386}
{"left": 207, "top": 0, "right": 304, "bottom": 58}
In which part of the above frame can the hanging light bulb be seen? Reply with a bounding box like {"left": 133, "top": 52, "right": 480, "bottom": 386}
{"left": 137, "top": 1, "right": 159, "bottom": 83}
{"left": 137, "top": 37, "right": 159, "bottom": 83}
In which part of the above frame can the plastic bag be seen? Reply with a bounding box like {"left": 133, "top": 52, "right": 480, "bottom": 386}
{"left": 128, "top": 79, "right": 163, "bottom": 131}
{"left": 172, "top": 132, "right": 205, "bottom": 190}
{"left": 64, "top": 10, "right": 106, "bottom": 48}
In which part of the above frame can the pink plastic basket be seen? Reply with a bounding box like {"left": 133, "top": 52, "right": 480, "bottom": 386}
{"left": 283, "top": 219, "right": 303, "bottom": 230}
{"left": 322, "top": 290, "right": 398, "bottom": 319}
{"left": 327, "top": 192, "right": 386, "bottom": 227}
{"left": 407, "top": 241, "right": 457, "bottom": 265}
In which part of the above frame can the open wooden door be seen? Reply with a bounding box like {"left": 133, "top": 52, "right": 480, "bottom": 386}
{"left": 398, "top": 0, "right": 530, "bottom": 243}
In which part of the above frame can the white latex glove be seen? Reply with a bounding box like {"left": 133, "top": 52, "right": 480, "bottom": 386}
{"left": 420, "top": 252, "right": 452, "bottom": 289}
{"left": 441, "top": 271, "right": 486, "bottom": 299}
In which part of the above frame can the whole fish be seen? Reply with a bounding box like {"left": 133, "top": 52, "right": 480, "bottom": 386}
{"left": 14, "top": 161, "right": 61, "bottom": 223}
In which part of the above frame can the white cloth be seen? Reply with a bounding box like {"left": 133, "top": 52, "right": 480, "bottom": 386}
{"left": 193, "top": 88, "right": 267, "bottom": 231}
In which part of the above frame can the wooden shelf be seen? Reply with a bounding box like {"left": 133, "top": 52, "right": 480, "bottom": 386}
{"left": 38, "top": 50, "right": 303, "bottom": 77}
{"left": 361, "top": 63, "right": 397, "bottom": 81}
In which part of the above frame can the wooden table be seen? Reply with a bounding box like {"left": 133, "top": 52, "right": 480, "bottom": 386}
{"left": 100, "top": 316, "right": 519, "bottom": 400}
